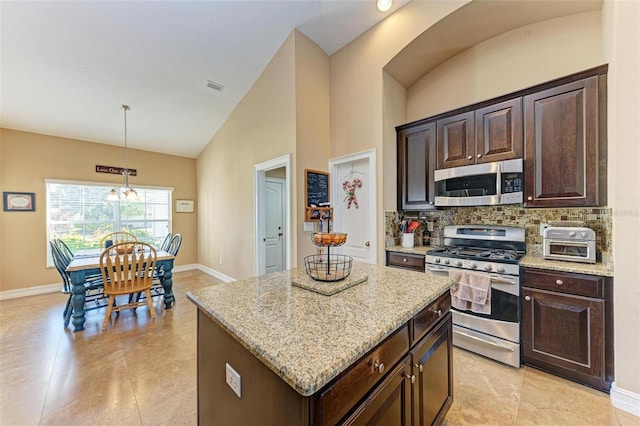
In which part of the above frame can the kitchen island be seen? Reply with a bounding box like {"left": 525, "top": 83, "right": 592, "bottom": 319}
{"left": 188, "top": 262, "right": 453, "bottom": 425}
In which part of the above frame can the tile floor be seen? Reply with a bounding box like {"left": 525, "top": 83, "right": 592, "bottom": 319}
{"left": 0, "top": 270, "right": 638, "bottom": 425}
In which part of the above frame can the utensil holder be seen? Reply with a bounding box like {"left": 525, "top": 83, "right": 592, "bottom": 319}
{"left": 401, "top": 233, "right": 414, "bottom": 248}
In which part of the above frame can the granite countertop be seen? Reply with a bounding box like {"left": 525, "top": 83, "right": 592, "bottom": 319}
{"left": 385, "top": 245, "right": 433, "bottom": 256}
{"left": 187, "top": 262, "right": 452, "bottom": 397}
{"left": 520, "top": 250, "right": 614, "bottom": 277}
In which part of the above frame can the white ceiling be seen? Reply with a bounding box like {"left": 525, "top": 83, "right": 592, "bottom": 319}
{"left": 0, "top": 0, "right": 407, "bottom": 158}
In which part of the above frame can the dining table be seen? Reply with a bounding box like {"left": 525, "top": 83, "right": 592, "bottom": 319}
{"left": 66, "top": 248, "right": 176, "bottom": 332}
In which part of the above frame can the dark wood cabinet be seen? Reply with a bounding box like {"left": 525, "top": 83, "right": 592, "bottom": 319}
{"left": 523, "top": 74, "right": 607, "bottom": 207}
{"left": 521, "top": 268, "right": 613, "bottom": 393}
{"left": 386, "top": 251, "right": 426, "bottom": 273}
{"left": 475, "top": 98, "right": 523, "bottom": 164}
{"left": 436, "top": 111, "right": 474, "bottom": 169}
{"left": 411, "top": 313, "right": 453, "bottom": 426}
{"left": 341, "top": 356, "right": 413, "bottom": 426}
{"left": 397, "top": 122, "right": 436, "bottom": 211}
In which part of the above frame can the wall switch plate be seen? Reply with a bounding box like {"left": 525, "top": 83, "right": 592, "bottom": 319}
{"left": 303, "top": 222, "right": 314, "bottom": 232}
{"left": 225, "top": 363, "right": 242, "bottom": 398}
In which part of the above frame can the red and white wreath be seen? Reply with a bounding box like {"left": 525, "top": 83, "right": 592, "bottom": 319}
{"left": 342, "top": 178, "right": 362, "bottom": 209}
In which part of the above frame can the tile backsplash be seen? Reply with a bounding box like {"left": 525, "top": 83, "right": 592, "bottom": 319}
{"left": 385, "top": 206, "right": 612, "bottom": 253}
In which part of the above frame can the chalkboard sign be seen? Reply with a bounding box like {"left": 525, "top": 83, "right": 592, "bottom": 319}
{"left": 305, "top": 169, "right": 330, "bottom": 207}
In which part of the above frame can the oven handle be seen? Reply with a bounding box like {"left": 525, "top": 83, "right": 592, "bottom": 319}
{"left": 488, "top": 274, "right": 517, "bottom": 285}
{"left": 426, "top": 265, "right": 450, "bottom": 273}
{"left": 454, "top": 330, "right": 515, "bottom": 352}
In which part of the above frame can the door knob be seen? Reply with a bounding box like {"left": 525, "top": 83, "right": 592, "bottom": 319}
{"left": 365, "top": 241, "right": 370, "bottom": 247}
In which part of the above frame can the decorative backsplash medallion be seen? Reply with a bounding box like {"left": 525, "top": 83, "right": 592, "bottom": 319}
{"left": 385, "top": 206, "right": 612, "bottom": 253}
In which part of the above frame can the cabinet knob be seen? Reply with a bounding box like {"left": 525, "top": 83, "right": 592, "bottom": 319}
{"left": 402, "top": 258, "right": 408, "bottom": 262}
{"left": 467, "top": 156, "right": 473, "bottom": 160}
{"left": 477, "top": 154, "right": 482, "bottom": 158}
{"left": 524, "top": 296, "right": 531, "bottom": 301}
{"left": 414, "top": 363, "right": 424, "bottom": 373}
{"left": 365, "top": 241, "right": 370, "bottom": 247}
{"left": 527, "top": 196, "right": 533, "bottom": 201}
{"left": 373, "top": 361, "right": 385, "bottom": 374}
{"left": 405, "top": 374, "right": 415, "bottom": 384}
{"left": 433, "top": 309, "right": 442, "bottom": 317}
{"left": 556, "top": 280, "right": 563, "bottom": 285}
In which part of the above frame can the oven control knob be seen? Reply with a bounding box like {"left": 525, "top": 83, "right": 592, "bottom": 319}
{"left": 469, "top": 262, "right": 477, "bottom": 269}
{"left": 496, "top": 265, "right": 506, "bottom": 273}
{"left": 580, "top": 231, "right": 588, "bottom": 238}
{"left": 483, "top": 264, "right": 492, "bottom": 271}
{"left": 444, "top": 258, "right": 450, "bottom": 265}
{"left": 435, "top": 258, "right": 441, "bottom": 263}
{"left": 455, "top": 260, "right": 463, "bottom": 267}
{"left": 569, "top": 230, "right": 576, "bottom": 237}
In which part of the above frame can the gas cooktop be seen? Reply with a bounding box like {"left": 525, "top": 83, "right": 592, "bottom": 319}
{"left": 425, "top": 246, "right": 523, "bottom": 264}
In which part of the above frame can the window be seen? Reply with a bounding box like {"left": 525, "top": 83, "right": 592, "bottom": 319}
{"left": 46, "top": 180, "right": 172, "bottom": 266}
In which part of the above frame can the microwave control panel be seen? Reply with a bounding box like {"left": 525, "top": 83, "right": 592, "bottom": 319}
{"left": 502, "top": 173, "right": 523, "bottom": 193}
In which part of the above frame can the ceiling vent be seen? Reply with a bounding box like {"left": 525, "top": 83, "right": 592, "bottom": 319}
{"left": 206, "top": 80, "right": 225, "bottom": 92}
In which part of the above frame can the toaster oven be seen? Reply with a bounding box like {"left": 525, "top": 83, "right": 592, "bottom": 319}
{"left": 543, "top": 227, "right": 596, "bottom": 264}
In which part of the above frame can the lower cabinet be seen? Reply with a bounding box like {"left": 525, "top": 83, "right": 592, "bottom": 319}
{"left": 521, "top": 268, "right": 613, "bottom": 392}
{"left": 411, "top": 314, "right": 453, "bottom": 426}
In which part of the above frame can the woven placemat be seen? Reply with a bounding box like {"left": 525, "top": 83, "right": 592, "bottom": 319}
{"left": 292, "top": 272, "right": 368, "bottom": 296}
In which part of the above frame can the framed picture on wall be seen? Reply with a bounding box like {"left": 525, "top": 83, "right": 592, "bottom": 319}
{"left": 175, "top": 199, "right": 195, "bottom": 213}
{"left": 3, "top": 192, "right": 35, "bottom": 212}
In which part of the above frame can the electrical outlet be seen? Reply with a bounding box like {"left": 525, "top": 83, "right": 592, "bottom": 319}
{"left": 539, "top": 223, "right": 550, "bottom": 236}
{"left": 225, "top": 363, "right": 242, "bottom": 398}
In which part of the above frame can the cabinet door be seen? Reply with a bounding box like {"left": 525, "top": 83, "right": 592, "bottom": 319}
{"left": 475, "top": 98, "right": 523, "bottom": 164}
{"left": 397, "top": 122, "right": 436, "bottom": 211}
{"left": 521, "top": 287, "right": 605, "bottom": 382}
{"left": 341, "top": 356, "right": 412, "bottom": 426}
{"left": 411, "top": 314, "right": 453, "bottom": 426}
{"left": 523, "top": 77, "right": 600, "bottom": 207}
{"left": 436, "top": 111, "right": 474, "bottom": 169}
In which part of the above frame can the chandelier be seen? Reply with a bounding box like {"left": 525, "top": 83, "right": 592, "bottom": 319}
{"left": 107, "top": 105, "right": 139, "bottom": 202}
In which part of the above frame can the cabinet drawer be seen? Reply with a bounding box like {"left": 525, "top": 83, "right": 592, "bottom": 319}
{"left": 386, "top": 252, "right": 425, "bottom": 272}
{"left": 523, "top": 268, "right": 604, "bottom": 298}
{"left": 411, "top": 291, "right": 451, "bottom": 346}
{"left": 314, "top": 325, "right": 409, "bottom": 426}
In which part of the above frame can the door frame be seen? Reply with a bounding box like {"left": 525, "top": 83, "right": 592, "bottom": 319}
{"left": 329, "top": 149, "right": 377, "bottom": 264}
{"left": 254, "top": 154, "right": 292, "bottom": 275}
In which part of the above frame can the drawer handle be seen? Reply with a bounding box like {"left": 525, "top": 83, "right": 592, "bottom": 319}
{"left": 405, "top": 374, "right": 415, "bottom": 384}
{"left": 524, "top": 296, "right": 531, "bottom": 301}
{"left": 373, "top": 361, "right": 385, "bottom": 374}
{"left": 414, "top": 363, "right": 423, "bottom": 373}
{"left": 433, "top": 309, "right": 442, "bottom": 317}
{"left": 556, "top": 280, "right": 563, "bottom": 285}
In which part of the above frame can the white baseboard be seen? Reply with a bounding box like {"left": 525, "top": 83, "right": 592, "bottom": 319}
{"left": 0, "top": 283, "right": 61, "bottom": 300}
{"left": 196, "top": 264, "right": 236, "bottom": 283}
{"left": 611, "top": 382, "right": 640, "bottom": 417}
{"left": 0, "top": 264, "right": 219, "bottom": 301}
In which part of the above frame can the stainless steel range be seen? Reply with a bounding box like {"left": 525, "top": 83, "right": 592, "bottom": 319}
{"left": 425, "top": 225, "right": 525, "bottom": 368}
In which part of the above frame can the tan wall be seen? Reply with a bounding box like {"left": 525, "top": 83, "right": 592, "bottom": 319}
{"left": 603, "top": 0, "right": 640, "bottom": 397}
{"left": 196, "top": 33, "right": 297, "bottom": 280}
{"left": 0, "top": 128, "right": 197, "bottom": 291}
{"left": 294, "top": 30, "right": 331, "bottom": 267}
{"left": 406, "top": 11, "right": 603, "bottom": 120}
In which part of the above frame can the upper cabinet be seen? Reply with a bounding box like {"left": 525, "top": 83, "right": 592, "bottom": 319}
{"left": 397, "top": 121, "right": 437, "bottom": 211}
{"left": 523, "top": 74, "right": 607, "bottom": 207}
{"left": 437, "top": 99, "right": 523, "bottom": 169}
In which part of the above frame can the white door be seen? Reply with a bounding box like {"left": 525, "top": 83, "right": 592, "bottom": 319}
{"left": 330, "top": 151, "right": 376, "bottom": 264}
{"left": 264, "top": 178, "right": 285, "bottom": 273}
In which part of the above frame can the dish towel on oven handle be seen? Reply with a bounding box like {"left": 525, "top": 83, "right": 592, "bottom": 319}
{"left": 449, "top": 270, "right": 492, "bottom": 315}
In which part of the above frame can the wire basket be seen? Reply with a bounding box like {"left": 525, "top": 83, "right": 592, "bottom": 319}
{"left": 304, "top": 254, "right": 353, "bottom": 282}
{"left": 311, "top": 232, "right": 347, "bottom": 247}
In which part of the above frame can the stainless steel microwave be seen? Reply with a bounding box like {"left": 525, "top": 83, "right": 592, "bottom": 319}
{"left": 434, "top": 159, "right": 523, "bottom": 207}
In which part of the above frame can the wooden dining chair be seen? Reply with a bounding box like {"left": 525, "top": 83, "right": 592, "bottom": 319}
{"left": 99, "top": 241, "right": 157, "bottom": 330}
{"left": 100, "top": 231, "right": 137, "bottom": 248}
{"left": 50, "top": 239, "right": 107, "bottom": 328}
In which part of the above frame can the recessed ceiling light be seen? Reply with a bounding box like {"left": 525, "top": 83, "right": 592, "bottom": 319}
{"left": 377, "top": 0, "right": 392, "bottom": 12}
{"left": 206, "top": 80, "right": 225, "bottom": 92}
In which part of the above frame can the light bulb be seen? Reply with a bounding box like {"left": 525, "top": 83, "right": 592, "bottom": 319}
{"left": 107, "top": 188, "right": 119, "bottom": 201}
{"left": 125, "top": 189, "right": 139, "bottom": 202}
{"left": 377, "top": 0, "right": 392, "bottom": 12}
